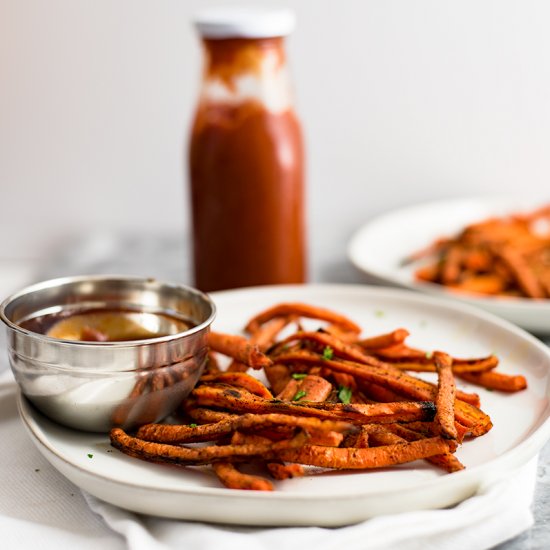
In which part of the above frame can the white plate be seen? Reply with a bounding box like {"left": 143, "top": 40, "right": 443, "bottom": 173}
{"left": 348, "top": 197, "right": 550, "bottom": 333}
{"left": 17, "top": 284, "right": 550, "bottom": 526}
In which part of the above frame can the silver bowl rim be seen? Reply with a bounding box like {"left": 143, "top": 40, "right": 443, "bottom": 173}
{"left": 0, "top": 274, "right": 216, "bottom": 349}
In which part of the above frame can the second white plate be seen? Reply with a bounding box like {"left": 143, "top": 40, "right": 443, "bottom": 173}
{"left": 348, "top": 197, "right": 550, "bottom": 333}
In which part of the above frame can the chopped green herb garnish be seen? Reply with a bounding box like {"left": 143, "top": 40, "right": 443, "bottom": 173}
{"left": 87, "top": 453, "right": 93, "bottom": 459}
{"left": 419, "top": 320, "right": 428, "bottom": 328}
{"left": 338, "top": 386, "right": 352, "bottom": 404}
{"left": 322, "top": 346, "right": 334, "bottom": 360}
{"left": 292, "top": 390, "right": 307, "bottom": 401}
{"left": 189, "top": 423, "right": 198, "bottom": 428}
{"left": 292, "top": 373, "right": 307, "bottom": 380}
{"left": 425, "top": 351, "right": 433, "bottom": 359}
{"left": 375, "top": 310, "right": 385, "bottom": 318}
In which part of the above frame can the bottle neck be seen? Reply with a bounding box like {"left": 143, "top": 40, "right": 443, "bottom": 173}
{"left": 199, "top": 37, "right": 293, "bottom": 112}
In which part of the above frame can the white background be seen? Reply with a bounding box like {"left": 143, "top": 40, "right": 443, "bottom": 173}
{"left": 1, "top": 0, "right": 550, "bottom": 277}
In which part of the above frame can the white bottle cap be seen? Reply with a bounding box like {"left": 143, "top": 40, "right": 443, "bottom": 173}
{"left": 194, "top": 7, "right": 296, "bottom": 39}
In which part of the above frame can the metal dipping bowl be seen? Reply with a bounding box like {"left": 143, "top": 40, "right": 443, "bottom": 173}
{"left": 0, "top": 275, "right": 215, "bottom": 432}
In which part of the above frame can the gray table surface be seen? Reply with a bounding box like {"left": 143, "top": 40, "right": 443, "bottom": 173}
{"left": 36, "top": 232, "right": 550, "bottom": 550}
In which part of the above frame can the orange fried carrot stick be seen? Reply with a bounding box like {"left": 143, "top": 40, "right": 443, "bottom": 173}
{"left": 276, "top": 375, "right": 333, "bottom": 402}
{"left": 227, "top": 317, "right": 292, "bottom": 372}
{"left": 441, "top": 245, "right": 464, "bottom": 285}
{"left": 277, "top": 437, "right": 450, "bottom": 469}
{"left": 274, "top": 331, "right": 374, "bottom": 364}
{"left": 110, "top": 427, "right": 305, "bottom": 465}
{"left": 394, "top": 421, "right": 469, "bottom": 444}
{"left": 250, "top": 316, "right": 293, "bottom": 348}
{"left": 229, "top": 432, "right": 307, "bottom": 480}
{"left": 490, "top": 245, "right": 546, "bottom": 299}
{"left": 381, "top": 424, "right": 465, "bottom": 472}
{"left": 433, "top": 351, "right": 458, "bottom": 441}
{"left": 456, "top": 370, "right": 527, "bottom": 392}
{"left": 366, "top": 343, "right": 426, "bottom": 360}
{"left": 359, "top": 379, "right": 481, "bottom": 410}
{"left": 357, "top": 329, "right": 410, "bottom": 350}
{"left": 191, "top": 383, "right": 436, "bottom": 424}
{"left": 245, "top": 303, "right": 361, "bottom": 334}
{"left": 386, "top": 355, "right": 498, "bottom": 374}
{"left": 137, "top": 413, "right": 354, "bottom": 444}
{"left": 200, "top": 372, "right": 274, "bottom": 399}
{"left": 267, "top": 462, "right": 305, "bottom": 480}
{"left": 185, "top": 406, "right": 237, "bottom": 424}
{"left": 265, "top": 363, "right": 293, "bottom": 395}
{"left": 364, "top": 424, "right": 463, "bottom": 473}
{"left": 212, "top": 462, "right": 274, "bottom": 491}
{"left": 207, "top": 332, "right": 272, "bottom": 370}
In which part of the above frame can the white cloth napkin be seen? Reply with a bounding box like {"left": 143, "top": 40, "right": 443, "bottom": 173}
{"left": 0, "top": 267, "right": 537, "bottom": 550}
{"left": 0, "top": 361, "right": 537, "bottom": 550}
{"left": 0, "top": 375, "right": 125, "bottom": 550}
{"left": 84, "top": 456, "right": 536, "bottom": 550}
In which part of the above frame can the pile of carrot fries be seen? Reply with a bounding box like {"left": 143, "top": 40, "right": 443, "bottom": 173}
{"left": 111, "top": 302, "right": 526, "bottom": 491}
{"left": 412, "top": 204, "right": 550, "bottom": 298}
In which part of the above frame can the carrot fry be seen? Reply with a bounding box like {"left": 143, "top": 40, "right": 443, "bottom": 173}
{"left": 450, "top": 274, "right": 507, "bottom": 295}
{"left": 276, "top": 374, "right": 333, "bottom": 403}
{"left": 323, "top": 324, "right": 360, "bottom": 343}
{"left": 207, "top": 332, "right": 272, "bottom": 370}
{"left": 137, "top": 413, "right": 355, "bottom": 444}
{"left": 266, "top": 462, "right": 305, "bottom": 480}
{"left": 191, "top": 383, "right": 436, "bottom": 424}
{"left": 394, "top": 421, "right": 469, "bottom": 444}
{"left": 381, "top": 424, "right": 464, "bottom": 472}
{"left": 185, "top": 406, "right": 237, "bottom": 424}
{"left": 204, "top": 352, "right": 222, "bottom": 375}
{"left": 277, "top": 437, "right": 450, "bottom": 469}
{"left": 229, "top": 433, "right": 326, "bottom": 477}
{"left": 265, "top": 363, "right": 292, "bottom": 395}
{"left": 225, "top": 361, "right": 249, "bottom": 373}
{"left": 441, "top": 245, "right": 464, "bottom": 285}
{"left": 227, "top": 317, "right": 293, "bottom": 372}
{"left": 250, "top": 316, "right": 293, "bottom": 349}
{"left": 385, "top": 355, "right": 498, "bottom": 374}
{"left": 276, "top": 378, "right": 300, "bottom": 401}
{"left": 361, "top": 379, "right": 480, "bottom": 411}
{"left": 369, "top": 344, "right": 426, "bottom": 360}
{"left": 245, "top": 303, "right": 361, "bottom": 334}
{"left": 357, "top": 329, "right": 410, "bottom": 349}
{"left": 110, "top": 427, "right": 307, "bottom": 465}
{"left": 212, "top": 461, "right": 274, "bottom": 491}
{"left": 274, "top": 330, "right": 370, "bottom": 363}
{"left": 456, "top": 370, "right": 527, "bottom": 392}
{"left": 333, "top": 372, "right": 357, "bottom": 391}
{"left": 200, "top": 372, "right": 273, "bottom": 399}
{"left": 433, "top": 352, "right": 458, "bottom": 441}
{"left": 490, "top": 245, "right": 546, "bottom": 299}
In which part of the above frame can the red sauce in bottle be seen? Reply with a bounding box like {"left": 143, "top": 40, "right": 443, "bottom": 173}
{"left": 189, "top": 34, "right": 306, "bottom": 292}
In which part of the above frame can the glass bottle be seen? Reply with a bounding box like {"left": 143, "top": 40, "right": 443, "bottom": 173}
{"left": 189, "top": 8, "right": 306, "bottom": 292}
